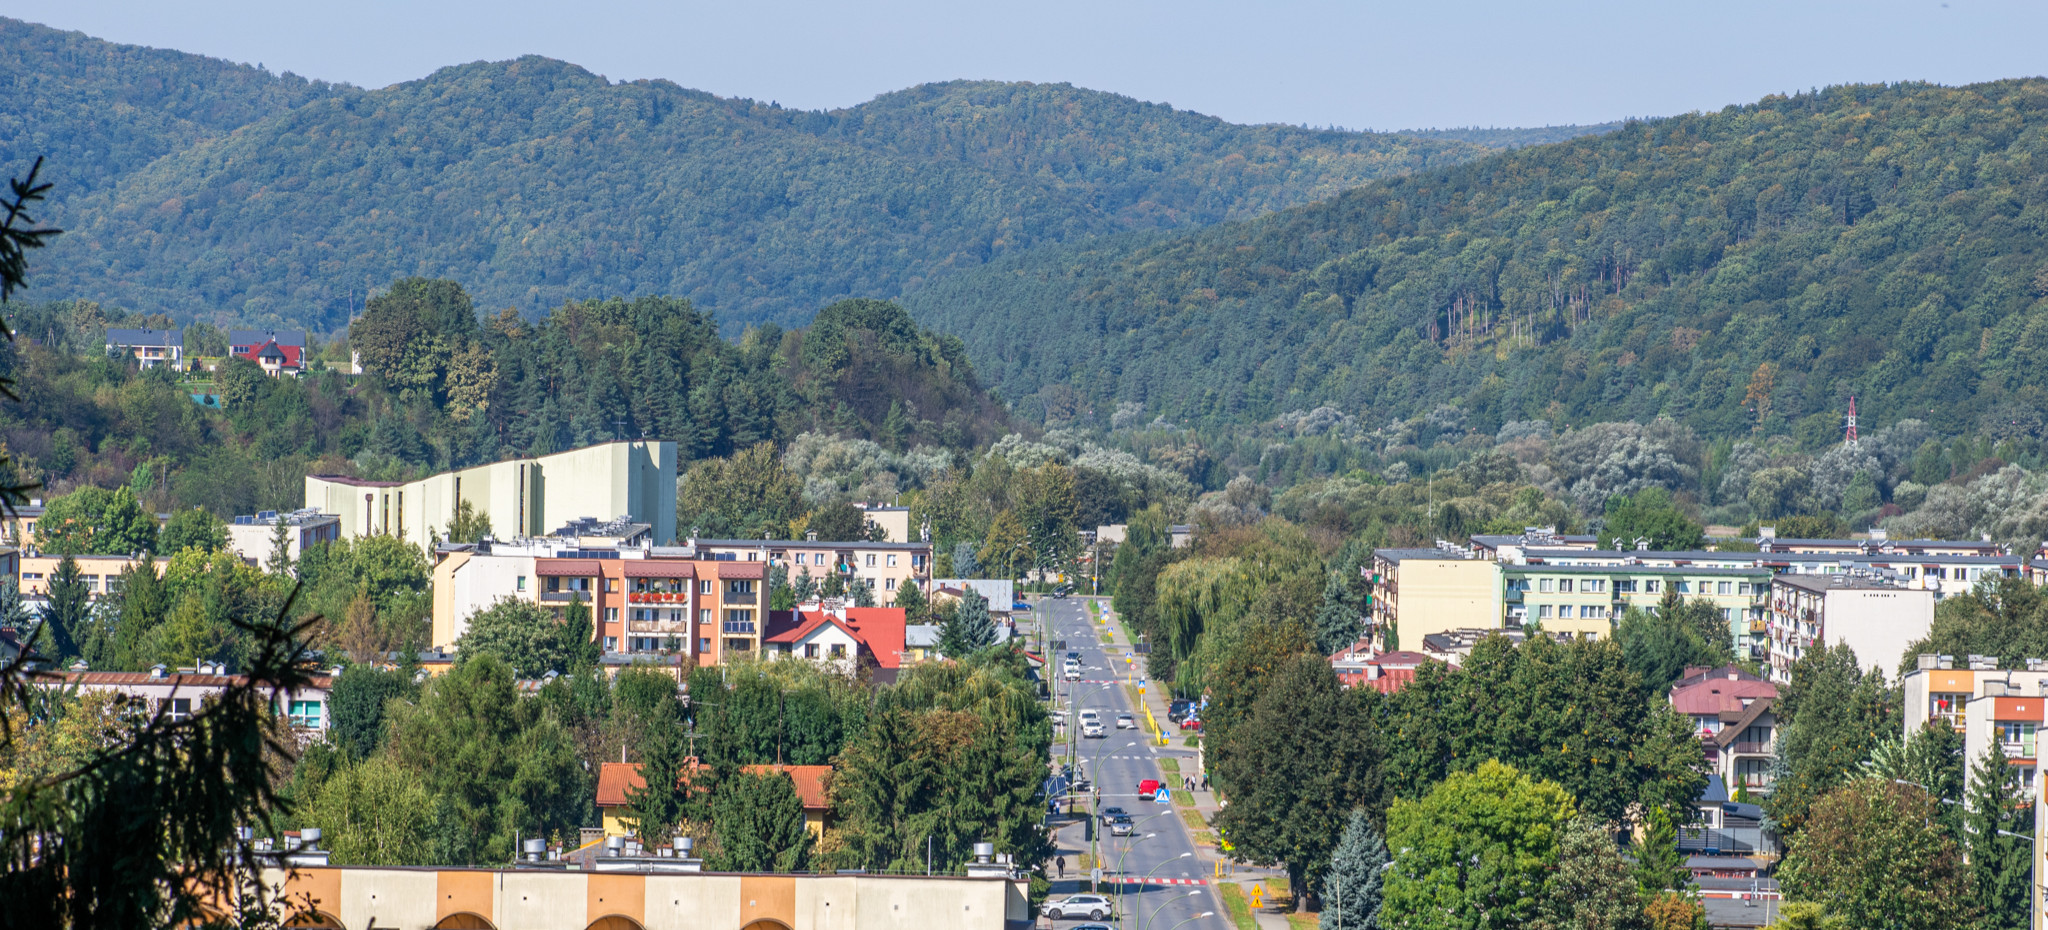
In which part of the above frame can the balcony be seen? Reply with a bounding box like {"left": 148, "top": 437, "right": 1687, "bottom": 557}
{"left": 2001, "top": 741, "right": 2036, "bottom": 760}
{"left": 722, "top": 621, "right": 757, "bottom": 635}
{"left": 1728, "top": 740, "right": 1772, "bottom": 756}
{"left": 628, "top": 620, "right": 691, "bottom": 634}
{"left": 724, "top": 592, "right": 757, "bottom": 606}
{"left": 539, "top": 591, "right": 582, "bottom": 602}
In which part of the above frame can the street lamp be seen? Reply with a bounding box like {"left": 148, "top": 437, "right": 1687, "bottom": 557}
{"left": 1127, "top": 852, "right": 1195, "bottom": 929}
{"left": 1157, "top": 903, "right": 1213, "bottom": 930}
{"left": 1108, "top": 812, "right": 1182, "bottom": 918}
{"left": 1085, "top": 739, "right": 1141, "bottom": 885}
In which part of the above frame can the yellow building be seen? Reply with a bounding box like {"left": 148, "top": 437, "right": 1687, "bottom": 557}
{"left": 306, "top": 440, "right": 676, "bottom": 546}
{"left": 1369, "top": 549, "right": 1506, "bottom": 651}
{"left": 597, "top": 761, "right": 832, "bottom": 838}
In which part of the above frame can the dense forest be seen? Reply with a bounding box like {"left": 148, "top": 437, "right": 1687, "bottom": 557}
{"left": 14, "top": 17, "right": 1507, "bottom": 332}
{"left": 908, "top": 79, "right": 2048, "bottom": 447}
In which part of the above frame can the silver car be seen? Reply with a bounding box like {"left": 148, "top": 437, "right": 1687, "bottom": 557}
{"left": 1042, "top": 894, "right": 1114, "bottom": 921}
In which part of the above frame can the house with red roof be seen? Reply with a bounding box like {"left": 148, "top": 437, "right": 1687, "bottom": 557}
{"left": 763, "top": 604, "right": 908, "bottom": 681}
{"left": 595, "top": 760, "right": 833, "bottom": 838}
{"left": 1669, "top": 664, "right": 1778, "bottom": 794}
{"left": 228, "top": 329, "right": 306, "bottom": 376}
{"left": 1328, "top": 637, "right": 1434, "bottom": 694}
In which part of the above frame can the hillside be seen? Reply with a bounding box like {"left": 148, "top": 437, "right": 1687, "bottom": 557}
{"left": 905, "top": 80, "right": 2048, "bottom": 443}
{"left": 30, "top": 46, "right": 1493, "bottom": 331}
{"left": 1396, "top": 122, "right": 1625, "bottom": 149}
{"left": 0, "top": 18, "right": 338, "bottom": 197}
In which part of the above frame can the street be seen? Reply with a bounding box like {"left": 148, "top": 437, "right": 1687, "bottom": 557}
{"left": 1038, "top": 595, "right": 1224, "bottom": 930}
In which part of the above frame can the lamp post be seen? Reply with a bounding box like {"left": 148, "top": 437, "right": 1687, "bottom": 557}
{"left": 1126, "top": 851, "right": 1195, "bottom": 929}
{"left": 1086, "top": 739, "right": 1140, "bottom": 887}
{"left": 1141, "top": 891, "right": 1206, "bottom": 930}
{"left": 1108, "top": 813, "right": 1182, "bottom": 919}
{"left": 1163, "top": 911, "right": 1215, "bottom": 930}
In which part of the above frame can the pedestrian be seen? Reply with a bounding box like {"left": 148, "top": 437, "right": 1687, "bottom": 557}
{"left": 1057, "top": 855, "right": 1067, "bottom": 878}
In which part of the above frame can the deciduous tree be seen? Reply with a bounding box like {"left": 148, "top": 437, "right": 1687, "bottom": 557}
{"left": 1381, "top": 760, "right": 1575, "bottom": 930}
{"left": 1776, "top": 778, "right": 1971, "bottom": 930}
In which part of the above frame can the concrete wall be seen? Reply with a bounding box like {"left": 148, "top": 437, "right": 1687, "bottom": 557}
{"left": 309, "top": 440, "right": 677, "bottom": 548}
{"left": 433, "top": 551, "right": 541, "bottom": 648}
{"left": 1388, "top": 559, "right": 1503, "bottom": 649}
{"left": 1821, "top": 587, "right": 1936, "bottom": 679}
{"left": 264, "top": 865, "right": 1024, "bottom": 930}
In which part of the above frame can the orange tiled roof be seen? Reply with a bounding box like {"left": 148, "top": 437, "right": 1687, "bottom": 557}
{"left": 596, "top": 760, "right": 832, "bottom": 810}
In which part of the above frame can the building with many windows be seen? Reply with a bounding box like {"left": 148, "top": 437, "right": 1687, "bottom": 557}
{"left": 1669, "top": 665, "right": 1778, "bottom": 794}
{"left": 104, "top": 328, "right": 184, "bottom": 370}
{"left": 19, "top": 551, "right": 152, "bottom": 599}
{"left": 1504, "top": 564, "right": 1770, "bottom": 643}
{"left": 1962, "top": 692, "right": 2043, "bottom": 801}
{"left": 1900, "top": 653, "right": 2048, "bottom": 739}
{"left": 1765, "top": 573, "right": 1935, "bottom": 683}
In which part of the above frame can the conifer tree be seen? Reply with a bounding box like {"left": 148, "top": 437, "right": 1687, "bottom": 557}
{"left": 850, "top": 578, "right": 875, "bottom": 608}
{"left": 625, "top": 725, "right": 688, "bottom": 849}
{"left": 893, "top": 577, "right": 927, "bottom": 618}
{"left": 939, "top": 590, "right": 995, "bottom": 657}
{"left": 1966, "top": 745, "right": 2033, "bottom": 930}
{"left": 1538, "top": 816, "right": 1650, "bottom": 930}
{"left": 39, "top": 553, "right": 90, "bottom": 662}
{"left": 1632, "top": 806, "right": 1687, "bottom": 895}
{"left": 1320, "top": 809, "right": 1387, "bottom": 930}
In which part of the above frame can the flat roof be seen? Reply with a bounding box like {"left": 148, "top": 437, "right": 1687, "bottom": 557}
{"left": 1774, "top": 573, "right": 1919, "bottom": 593}
{"left": 1508, "top": 563, "right": 1768, "bottom": 576}
{"left": 1375, "top": 548, "right": 1472, "bottom": 563}
{"left": 692, "top": 538, "right": 932, "bottom": 550}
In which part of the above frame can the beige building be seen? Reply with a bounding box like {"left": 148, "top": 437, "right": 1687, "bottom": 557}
{"left": 1369, "top": 549, "right": 1505, "bottom": 651}
{"left": 19, "top": 552, "right": 157, "bottom": 599}
{"left": 224, "top": 509, "right": 342, "bottom": 565}
{"left": 1766, "top": 573, "right": 1935, "bottom": 683}
{"left": 693, "top": 538, "right": 932, "bottom": 608}
{"left": 306, "top": 440, "right": 677, "bottom": 547}
{"left": 854, "top": 505, "right": 913, "bottom": 543}
{"left": 250, "top": 862, "right": 1029, "bottom": 930}
{"left": 1900, "top": 653, "right": 2048, "bottom": 738}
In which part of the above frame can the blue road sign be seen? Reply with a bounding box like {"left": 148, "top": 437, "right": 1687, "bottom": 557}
{"left": 1154, "top": 788, "right": 1171, "bottom": 803}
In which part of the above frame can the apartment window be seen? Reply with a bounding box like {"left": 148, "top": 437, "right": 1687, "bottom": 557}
{"left": 865, "top": 554, "right": 877, "bottom": 567}
{"left": 1537, "top": 605, "right": 1553, "bottom": 619}
{"left": 1582, "top": 606, "right": 1606, "bottom": 619}
{"left": 699, "top": 608, "right": 713, "bottom": 624}
{"left": 887, "top": 554, "right": 898, "bottom": 568}
{"left": 546, "top": 576, "right": 561, "bottom": 593}
{"left": 605, "top": 578, "right": 620, "bottom": 593}
{"left": 747, "top": 551, "right": 758, "bottom": 562}
{"left": 1584, "top": 579, "right": 1604, "bottom": 593}
{"left": 1559, "top": 578, "right": 1574, "bottom": 593}
{"left": 723, "top": 609, "right": 756, "bottom": 634}
{"left": 1645, "top": 579, "right": 1661, "bottom": 593}
{"left": 603, "top": 636, "right": 618, "bottom": 651}
{"left": 517, "top": 575, "right": 527, "bottom": 592}
{"left": 1676, "top": 581, "right": 1692, "bottom": 593}
{"left": 2000, "top": 721, "right": 2037, "bottom": 757}
{"left": 699, "top": 580, "right": 713, "bottom": 595}
{"left": 699, "top": 637, "right": 711, "bottom": 653}
{"left": 796, "top": 553, "right": 808, "bottom": 565}
{"left": 1717, "top": 581, "right": 1733, "bottom": 595}
{"left": 1615, "top": 580, "right": 1637, "bottom": 594}
{"left": 1539, "top": 578, "right": 1554, "bottom": 593}
{"left": 288, "top": 700, "right": 323, "bottom": 729}
{"left": 166, "top": 698, "right": 193, "bottom": 722}
{"left": 634, "top": 609, "right": 652, "bottom": 622}
{"left": 604, "top": 607, "right": 619, "bottom": 623}
{"left": 725, "top": 638, "right": 752, "bottom": 653}
{"left": 729, "top": 579, "right": 756, "bottom": 595}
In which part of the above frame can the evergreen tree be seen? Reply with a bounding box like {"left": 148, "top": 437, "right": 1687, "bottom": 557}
{"left": 625, "top": 725, "right": 688, "bottom": 849}
{"left": 850, "top": 578, "right": 875, "bottom": 608}
{"left": 562, "top": 594, "right": 599, "bottom": 672}
{"left": 1965, "top": 745, "right": 2033, "bottom": 930}
{"left": 893, "top": 577, "right": 927, "bottom": 618}
{"left": 112, "top": 556, "right": 168, "bottom": 670}
{"left": 938, "top": 590, "right": 995, "bottom": 657}
{"left": 1311, "top": 570, "right": 1361, "bottom": 656}
{"left": 1632, "top": 806, "right": 1687, "bottom": 895}
{"left": 39, "top": 553, "right": 91, "bottom": 662}
{"left": 1766, "top": 644, "right": 1897, "bottom": 837}
{"left": 949, "top": 540, "right": 979, "bottom": 578}
{"left": 265, "top": 520, "right": 293, "bottom": 577}
{"left": 791, "top": 567, "right": 818, "bottom": 602}
{"left": 1537, "top": 816, "right": 1650, "bottom": 930}
{"left": 768, "top": 563, "right": 793, "bottom": 611}
{"left": 0, "top": 579, "right": 29, "bottom": 630}
{"left": 710, "top": 769, "right": 814, "bottom": 872}
{"left": 1321, "top": 809, "right": 1388, "bottom": 930}
{"left": 821, "top": 570, "right": 845, "bottom": 599}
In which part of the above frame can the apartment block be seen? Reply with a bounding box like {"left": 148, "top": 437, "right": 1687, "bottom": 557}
{"left": 223, "top": 508, "right": 341, "bottom": 564}
{"left": 307, "top": 439, "right": 677, "bottom": 545}
{"left": 1765, "top": 573, "right": 1935, "bottom": 683}
{"left": 19, "top": 552, "right": 156, "bottom": 599}
{"left": 1369, "top": 549, "right": 1505, "bottom": 651}
{"left": 1669, "top": 665, "right": 1778, "bottom": 794}
{"left": 693, "top": 537, "right": 932, "bottom": 607}
{"left": 1505, "top": 564, "right": 1769, "bottom": 643}
{"left": 1900, "top": 653, "right": 2048, "bottom": 739}
{"left": 1962, "top": 693, "right": 2042, "bottom": 800}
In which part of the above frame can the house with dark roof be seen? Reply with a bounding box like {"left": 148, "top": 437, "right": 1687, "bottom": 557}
{"left": 105, "top": 328, "right": 184, "bottom": 369}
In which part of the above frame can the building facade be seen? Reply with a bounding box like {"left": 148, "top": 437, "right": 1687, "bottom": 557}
{"left": 19, "top": 552, "right": 156, "bottom": 599}
{"left": 105, "top": 327, "right": 184, "bottom": 369}
{"left": 1369, "top": 549, "right": 1505, "bottom": 650}
{"left": 1669, "top": 665, "right": 1778, "bottom": 794}
{"left": 308, "top": 440, "right": 677, "bottom": 546}
{"left": 224, "top": 509, "right": 342, "bottom": 565}
{"left": 1765, "top": 573, "right": 1935, "bottom": 683}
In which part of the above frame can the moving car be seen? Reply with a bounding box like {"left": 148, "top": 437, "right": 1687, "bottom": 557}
{"left": 1082, "top": 720, "right": 1105, "bottom": 738}
{"left": 1099, "top": 806, "right": 1127, "bottom": 825}
{"left": 1108, "top": 815, "right": 1135, "bottom": 837}
{"left": 1138, "top": 778, "right": 1163, "bottom": 797}
{"left": 1064, "top": 665, "right": 1082, "bottom": 681}
{"left": 1078, "top": 709, "right": 1101, "bottom": 724}
{"left": 1042, "top": 895, "right": 1114, "bottom": 921}
{"left": 1115, "top": 712, "right": 1136, "bottom": 729}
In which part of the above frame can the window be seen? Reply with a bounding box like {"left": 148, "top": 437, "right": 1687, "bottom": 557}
{"left": 1615, "top": 580, "right": 1637, "bottom": 594}
{"left": 1539, "top": 578, "right": 1554, "bottom": 593}
{"left": 1537, "top": 605, "right": 1553, "bottom": 619}
{"left": 1676, "top": 581, "right": 1692, "bottom": 593}
{"left": 603, "top": 636, "right": 618, "bottom": 651}
{"left": 699, "top": 637, "right": 711, "bottom": 653}
{"left": 604, "top": 607, "right": 619, "bottom": 623}
{"left": 699, "top": 608, "right": 713, "bottom": 624}
{"left": 725, "top": 638, "right": 752, "bottom": 653}
{"left": 1558, "top": 578, "right": 1574, "bottom": 593}
{"left": 804, "top": 643, "right": 820, "bottom": 658}
{"left": 887, "top": 554, "right": 898, "bottom": 567}
{"left": 829, "top": 643, "right": 847, "bottom": 658}
{"left": 517, "top": 575, "right": 527, "bottom": 592}
{"left": 797, "top": 553, "right": 808, "bottom": 565}
{"left": 1645, "top": 579, "right": 1661, "bottom": 593}
{"left": 1583, "top": 579, "right": 1604, "bottom": 593}
{"left": 605, "top": 578, "right": 620, "bottom": 593}
{"left": 729, "top": 579, "right": 756, "bottom": 595}
{"left": 288, "top": 700, "right": 323, "bottom": 729}
{"left": 699, "top": 580, "right": 714, "bottom": 595}
{"left": 865, "top": 554, "right": 877, "bottom": 567}
{"left": 83, "top": 575, "right": 100, "bottom": 592}
{"left": 1717, "top": 581, "right": 1733, "bottom": 595}
{"left": 167, "top": 698, "right": 193, "bottom": 722}
{"left": 1582, "top": 606, "right": 1606, "bottom": 619}
{"left": 547, "top": 576, "right": 561, "bottom": 593}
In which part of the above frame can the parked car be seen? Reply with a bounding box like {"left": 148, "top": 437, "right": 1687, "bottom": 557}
{"left": 1179, "top": 715, "right": 1202, "bottom": 731}
{"left": 1043, "top": 895, "right": 1114, "bottom": 921}
{"left": 1168, "top": 699, "right": 1193, "bottom": 722}
{"left": 1115, "top": 712, "right": 1136, "bottom": 729}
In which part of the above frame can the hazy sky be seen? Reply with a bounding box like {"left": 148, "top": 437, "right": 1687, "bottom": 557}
{"left": 16, "top": 0, "right": 2048, "bottom": 130}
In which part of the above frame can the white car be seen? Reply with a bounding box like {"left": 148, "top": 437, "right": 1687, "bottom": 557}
{"left": 1078, "top": 709, "right": 1100, "bottom": 725}
{"left": 1064, "top": 666, "right": 1082, "bottom": 681}
{"left": 1043, "top": 894, "right": 1114, "bottom": 921}
{"left": 1115, "top": 713, "right": 1136, "bottom": 729}
{"left": 1082, "top": 720, "right": 1105, "bottom": 738}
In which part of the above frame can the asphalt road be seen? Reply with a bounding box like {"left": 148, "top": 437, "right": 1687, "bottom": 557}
{"left": 1038, "top": 596, "right": 1223, "bottom": 930}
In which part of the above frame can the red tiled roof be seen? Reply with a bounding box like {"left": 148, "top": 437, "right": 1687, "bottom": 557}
{"left": 841, "top": 607, "right": 906, "bottom": 669}
{"left": 716, "top": 562, "right": 766, "bottom": 579}
{"left": 536, "top": 559, "right": 605, "bottom": 576}
{"left": 596, "top": 761, "right": 831, "bottom": 810}
{"left": 1669, "top": 675, "right": 1778, "bottom": 716}
{"left": 623, "top": 561, "right": 696, "bottom": 578}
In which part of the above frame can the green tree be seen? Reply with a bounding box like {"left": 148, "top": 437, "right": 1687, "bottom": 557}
{"left": 710, "top": 769, "right": 815, "bottom": 872}
{"left": 443, "top": 498, "right": 492, "bottom": 545}
{"left": 305, "top": 754, "right": 437, "bottom": 865}
{"left": 1382, "top": 760, "right": 1575, "bottom": 930}
{"left": 1320, "top": 809, "right": 1388, "bottom": 930}
{"left": 1214, "top": 652, "right": 1379, "bottom": 911}
{"left": 328, "top": 665, "right": 417, "bottom": 760}
{"left": 1536, "top": 816, "right": 1650, "bottom": 930}
{"left": 561, "top": 594, "right": 599, "bottom": 673}
{"left": 807, "top": 501, "right": 873, "bottom": 543}
{"left": 457, "top": 597, "right": 578, "bottom": 676}
{"left": 791, "top": 568, "right": 818, "bottom": 602}
{"left": 0, "top": 579, "right": 30, "bottom": 630}
{"left": 1860, "top": 721, "right": 1965, "bottom": 843}
{"left": 1614, "top": 594, "right": 1734, "bottom": 698}
{"left": 1776, "top": 778, "right": 1972, "bottom": 930}
{"left": 1632, "top": 806, "right": 1686, "bottom": 895}
{"left": 624, "top": 725, "right": 688, "bottom": 849}
{"left": 157, "top": 507, "right": 226, "bottom": 555}
{"left": 676, "top": 442, "right": 805, "bottom": 541}
{"left": 265, "top": 520, "right": 292, "bottom": 577}
{"left": 978, "top": 509, "right": 1029, "bottom": 580}
{"left": 1600, "top": 488, "right": 1704, "bottom": 551}
{"left": 937, "top": 589, "right": 995, "bottom": 657}
{"left": 893, "top": 577, "right": 927, "bottom": 618}
{"left": 849, "top": 577, "right": 876, "bottom": 608}
{"left": 38, "top": 485, "right": 157, "bottom": 556}
{"left": 38, "top": 554, "right": 91, "bottom": 662}
{"left": 1965, "top": 745, "right": 2033, "bottom": 930}
{"left": 1015, "top": 463, "right": 1081, "bottom": 574}
{"left": 1765, "top": 644, "right": 1896, "bottom": 837}
{"left": 109, "top": 556, "right": 168, "bottom": 670}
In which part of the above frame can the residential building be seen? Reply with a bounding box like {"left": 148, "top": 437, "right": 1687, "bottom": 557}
{"left": 2, "top": 499, "right": 43, "bottom": 548}
{"left": 104, "top": 328, "right": 184, "bottom": 370}
{"left": 1765, "top": 573, "right": 1935, "bottom": 683}
{"left": 19, "top": 552, "right": 158, "bottom": 599}
{"left": 1962, "top": 692, "right": 2043, "bottom": 800}
{"left": 307, "top": 439, "right": 677, "bottom": 545}
{"left": 1669, "top": 665, "right": 1778, "bottom": 794}
{"left": 1900, "top": 653, "right": 2048, "bottom": 738}
{"left": 1505, "top": 563, "right": 1769, "bottom": 644}
{"left": 1417, "top": 628, "right": 1573, "bottom": 666}
{"left": 855, "top": 504, "right": 913, "bottom": 543}
{"left": 32, "top": 663, "right": 333, "bottom": 733}
{"left": 227, "top": 329, "right": 306, "bottom": 375}
{"left": 0, "top": 626, "right": 43, "bottom": 671}
{"left": 1756, "top": 528, "right": 2006, "bottom": 557}
{"left": 1369, "top": 548, "right": 1505, "bottom": 650}
{"left": 1169, "top": 524, "right": 1194, "bottom": 548}
{"left": 596, "top": 760, "right": 834, "bottom": 838}
{"left": 223, "top": 508, "right": 342, "bottom": 565}
{"left": 1328, "top": 639, "right": 1432, "bottom": 694}
{"left": 695, "top": 536, "right": 932, "bottom": 607}
{"left": 254, "top": 861, "right": 1028, "bottom": 930}
{"left": 904, "top": 623, "right": 941, "bottom": 663}
{"left": 933, "top": 578, "right": 1015, "bottom": 612}
{"left": 1468, "top": 527, "right": 1600, "bottom": 561}
{"left": 1095, "top": 524, "right": 1128, "bottom": 545}
{"left": 762, "top": 604, "right": 910, "bottom": 676}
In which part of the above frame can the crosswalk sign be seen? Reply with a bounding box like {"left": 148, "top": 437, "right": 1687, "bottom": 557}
{"left": 1154, "top": 788, "right": 1170, "bottom": 803}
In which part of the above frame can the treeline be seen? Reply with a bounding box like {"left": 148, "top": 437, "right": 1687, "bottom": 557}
{"left": 908, "top": 79, "right": 2048, "bottom": 451}
{"left": 25, "top": 21, "right": 1499, "bottom": 332}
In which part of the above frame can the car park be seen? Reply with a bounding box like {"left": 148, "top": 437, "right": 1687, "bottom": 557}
{"left": 1115, "top": 712, "right": 1136, "bottom": 729}
{"left": 1042, "top": 895, "right": 1114, "bottom": 921}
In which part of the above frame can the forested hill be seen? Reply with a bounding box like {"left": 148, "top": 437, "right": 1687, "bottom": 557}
{"left": 906, "top": 80, "right": 2048, "bottom": 443}
{"left": 0, "top": 18, "right": 338, "bottom": 196}
{"left": 30, "top": 38, "right": 1493, "bottom": 332}
{"left": 1395, "top": 122, "right": 1625, "bottom": 149}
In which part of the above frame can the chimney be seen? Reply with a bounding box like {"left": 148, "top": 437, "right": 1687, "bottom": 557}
{"left": 300, "top": 827, "right": 321, "bottom": 850}
{"left": 1938, "top": 654, "right": 1955, "bottom": 670}
{"left": 523, "top": 838, "right": 547, "bottom": 862}
{"left": 1918, "top": 654, "right": 1938, "bottom": 671}
{"left": 973, "top": 842, "right": 995, "bottom": 864}
{"left": 605, "top": 836, "right": 624, "bottom": 858}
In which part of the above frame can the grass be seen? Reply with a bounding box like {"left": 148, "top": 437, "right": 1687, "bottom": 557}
{"left": 1218, "top": 883, "right": 1259, "bottom": 930}
{"left": 1158, "top": 757, "right": 1181, "bottom": 774}
{"left": 1184, "top": 736, "right": 1200, "bottom": 747}
{"left": 1286, "top": 913, "right": 1319, "bottom": 929}
{"left": 1173, "top": 789, "right": 1195, "bottom": 806}
{"left": 1179, "top": 807, "right": 1209, "bottom": 832}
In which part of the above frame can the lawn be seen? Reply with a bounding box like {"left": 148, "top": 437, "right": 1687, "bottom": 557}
{"left": 1158, "top": 757, "right": 1181, "bottom": 774}
{"left": 1172, "top": 789, "right": 1195, "bottom": 806}
{"left": 1218, "top": 883, "right": 1259, "bottom": 930}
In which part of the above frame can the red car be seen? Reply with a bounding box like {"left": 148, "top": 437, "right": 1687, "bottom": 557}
{"left": 1138, "top": 778, "right": 1163, "bottom": 797}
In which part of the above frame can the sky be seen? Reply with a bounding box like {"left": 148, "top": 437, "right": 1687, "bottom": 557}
{"left": 14, "top": 0, "right": 2048, "bottom": 131}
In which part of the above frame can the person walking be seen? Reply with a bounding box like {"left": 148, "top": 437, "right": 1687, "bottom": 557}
{"left": 1056, "top": 855, "right": 1067, "bottom": 879}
